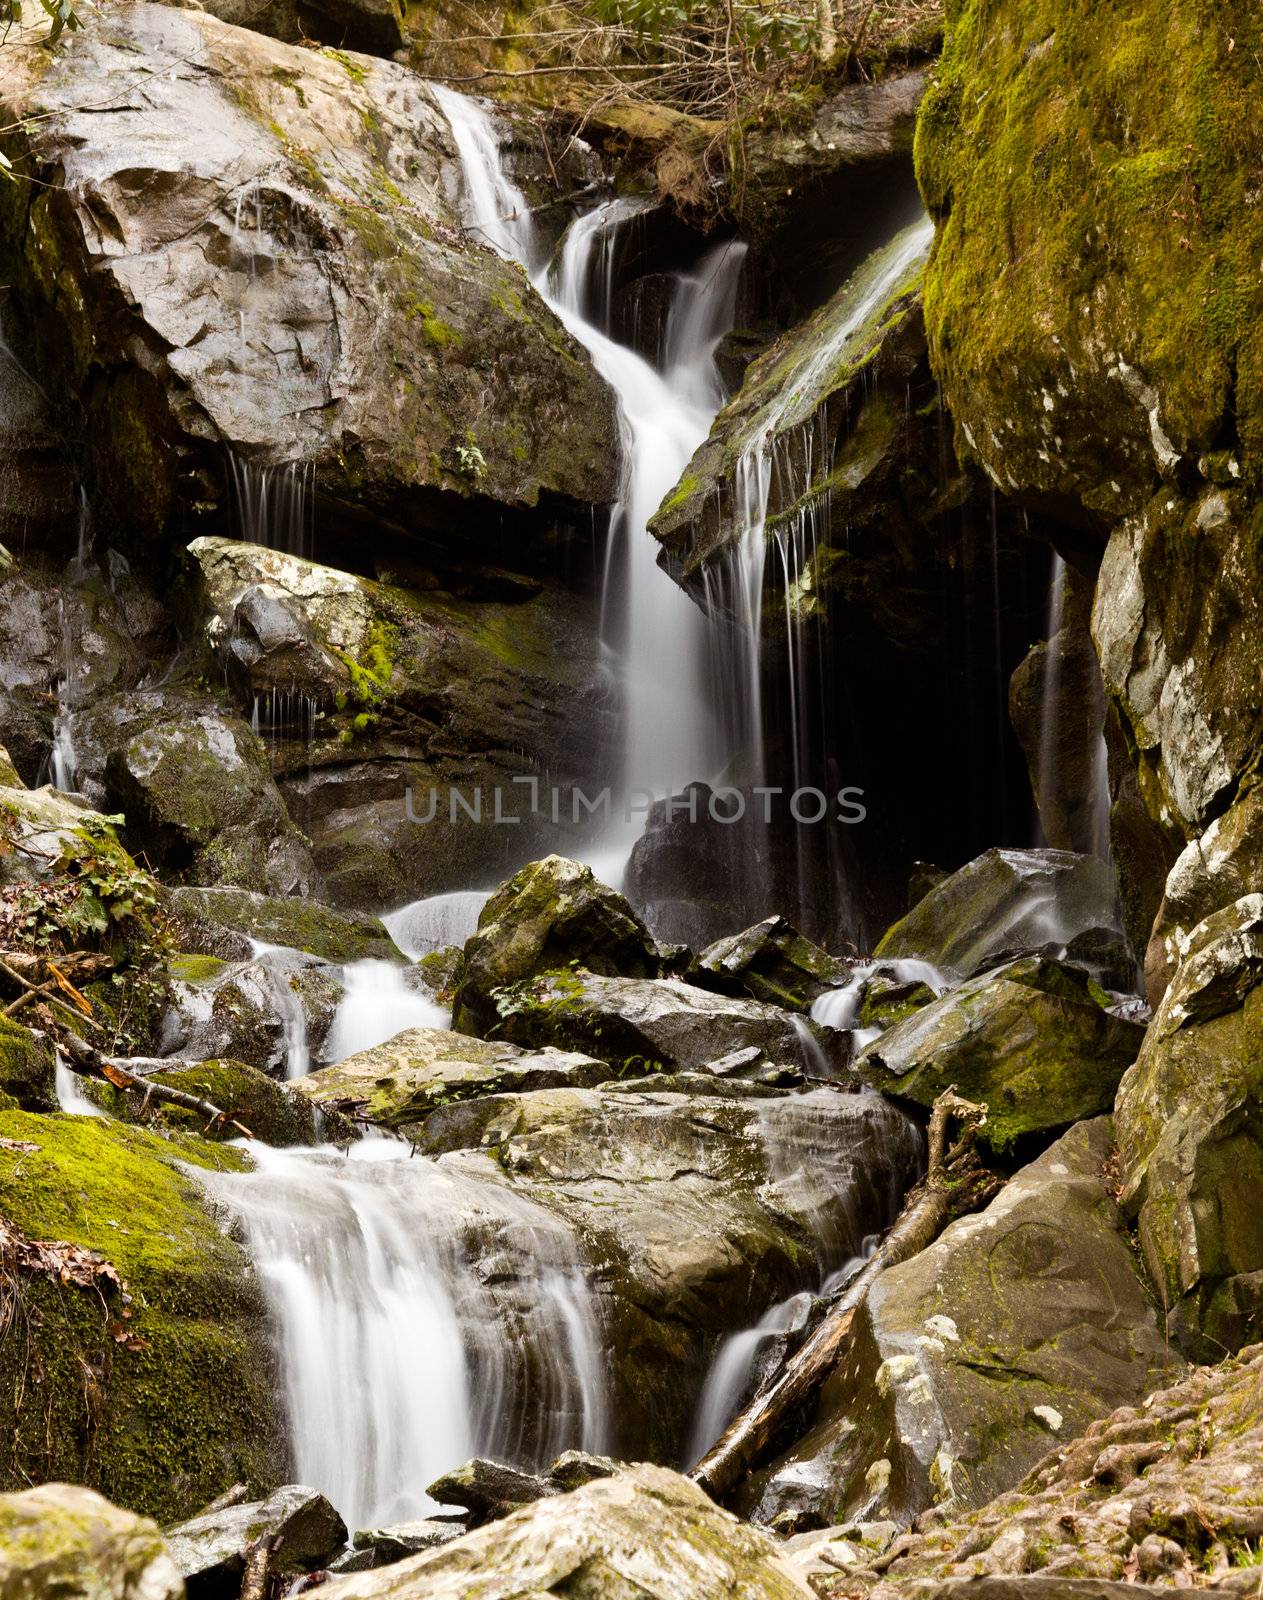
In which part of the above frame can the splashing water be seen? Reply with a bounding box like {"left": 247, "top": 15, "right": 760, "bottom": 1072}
{"left": 202, "top": 1138, "right": 609, "bottom": 1530}
{"left": 812, "top": 957, "right": 953, "bottom": 1054}
{"left": 383, "top": 890, "right": 488, "bottom": 960}
{"left": 55, "top": 1051, "right": 105, "bottom": 1117}
{"left": 325, "top": 959, "right": 451, "bottom": 1061}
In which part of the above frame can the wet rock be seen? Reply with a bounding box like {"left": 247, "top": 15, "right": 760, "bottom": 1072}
{"left": 0, "top": 1482, "right": 183, "bottom": 1599}
{"left": 486, "top": 970, "right": 844, "bottom": 1078}
{"left": 453, "top": 857, "right": 666, "bottom": 1036}
{"left": 1093, "top": 489, "right": 1263, "bottom": 843}
{"left": 416, "top": 1083, "right": 921, "bottom": 1458}
{"left": 316, "top": 1463, "right": 815, "bottom": 1598}
{"left": 875, "top": 848, "right": 1123, "bottom": 981}
{"left": 66, "top": 687, "right": 316, "bottom": 897}
{"left": 745, "top": 1121, "right": 1174, "bottom": 1533}
{"left": 0, "top": 556, "right": 170, "bottom": 785}
{"left": 337, "top": 1519, "right": 460, "bottom": 1571}
{"left": 843, "top": 1345, "right": 1263, "bottom": 1596}
{"left": 159, "top": 949, "right": 341, "bottom": 1077}
{"left": 0, "top": 778, "right": 117, "bottom": 887}
{"left": 0, "top": 1015, "right": 57, "bottom": 1111}
{"left": 294, "top": 1024, "right": 613, "bottom": 1125}
{"left": 426, "top": 1459, "right": 559, "bottom": 1524}
{"left": 691, "top": 916, "right": 850, "bottom": 1012}
{"left": 166, "top": 1484, "right": 346, "bottom": 1589}
{"left": 0, "top": 5, "right": 617, "bottom": 537}
{"left": 165, "top": 884, "right": 402, "bottom": 965}
{"left": 1144, "top": 780, "right": 1263, "bottom": 1005}
{"left": 0, "top": 1109, "right": 283, "bottom": 1520}
{"left": 1116, "top": 894, "right": 1263, "bottom": 1354}
{"left": 855, "top": 957, "right": 1146, "bottom": 1151}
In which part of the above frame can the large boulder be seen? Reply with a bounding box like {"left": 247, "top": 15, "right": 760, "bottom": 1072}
{"left": 0, "top": 1110, "right": 284, "bottom": 1520}
{"left": 1116, "top": 894, "right": 1263, "bottom": 1354}
{"left": 166, "top": 1484, "right": 346, "bottom": 1590}
{"left": 164, "top": 884, "right": 402, "bottom": 964}
{"left": 916, "top": 0, "right": 1263, "bottom": 524}
{"left": 744, "top": 1120, "right": 1175, "bottom": 1533}
{"left": 844, "top": 1345, "right": 1263, "bottom": 1595}
{"left": 0, "top": 1015, "right": 57, "bottom": 1111}
{"left": 415, "top": 1082, "right": 921, "bottom": 1458}
{"left": 0, "top": 4, "right": 618, "bottom": 538}
{"left": 691, "top": 916, "right": 850, "bottom": 1012}
{"left": 294, "top": 1024, "right": 614, "bottom": 1125}
{"left": 0, "top": 1483, "right": 183, "bottom": 1600}
{"left": 874, "top": 848, "right": 1125, "bottom": 982}
{"left": 453, "top": 857, "right": 665, "bottom": 1035}
{"left": 485, "top": 970, "right": 846, "bottom": 1078}
{"left": 113, "top": 1057, "right": 343, "bottom": 1145}
{"left": 65, "top": 686, "right": 317, "bottom": 896}
{"left": 854, "top": 958, "right": 1146, "bottom": 1151}
{"left": 188, "top": 544, "right": 618, "bottom": 911}
{"left": 159, "top": 947, "right": 342, "bottom": 1076}
{"left": 316, "top": 1463, "right": 815, "bottom": 1599}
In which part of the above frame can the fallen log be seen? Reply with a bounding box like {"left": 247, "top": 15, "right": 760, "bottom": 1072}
{"left": 59, "top": 1032, "right": 256, "bottom": 1139}
{"left": 690, "top": 1087, "right": 1001, "bottom": 1503}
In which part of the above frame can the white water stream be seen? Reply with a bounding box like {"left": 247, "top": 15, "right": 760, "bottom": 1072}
{"left": 434, "top": 84, "right": 745, "bottom": 871}
{"left": 325, "top": 959, "right": 450, "bottom": 1060}
{"left": 204, "top": 1139, "right": 609, "bottom": 1531}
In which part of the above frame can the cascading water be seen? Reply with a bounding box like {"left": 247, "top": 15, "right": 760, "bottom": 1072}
{"left": 812, "top": 958, "right": 952, "bottom": 1055}
{"left": 434, "top": 85, "right": 745, "bottom": 870}
{"left": 324, "top": 959, "right": 451, "bottom": 1060}
{"left": 707, "top": 219, "right": 936, "bottom": 794}
{"left": 684, "top": 1088, "right": 922, "bottom": 1464}
{"left": 226, "top": 453, "right": 314, "bottom": 558}
{"left": 382, "top": 890, "right": 488, "bottom": 960}
{"left": 203, "top": 1139, "right": 609, "bottom": 1530}
{"left": 1036, "top": 552, "right": 1111, "bottom": 859}
{"left": 55, "top": 1050, "right": 105, "bottom": 1117}
{"left": 246, "top": 940, "right": 313, "bottom": 1080}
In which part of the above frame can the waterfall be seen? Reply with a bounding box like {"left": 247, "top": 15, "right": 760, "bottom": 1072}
{"left": 55, "top": 1051, "right": 105, "bottom": 1117}
{"left": 1036, "top": 552, "right": 1112, "bottom": 859}
{"left": 684, "top": 1088, "right": 922, "bottom": 1465}
{"left": 324, "top": 959, "right": 451, "bottom": 1061}
{"left": 709, "top": 218, "right": 935, "bottom": 792}
{"left": 433, "top": 85, "right": 745, "bottom": 870}
{"left": 246, "top": 940, "right": 313, "bottom": 1080}
{"left": 226, "top": 453, "right": 313, "bottom": 557}
{"left": 812, "top": 958, "right": 952, "bottom": 1055}
{"left": 202, "top": 1139, "right": 609, "bottom": 1531}
{"left": 383, "top": 890, "right": 488, "bottom": 960}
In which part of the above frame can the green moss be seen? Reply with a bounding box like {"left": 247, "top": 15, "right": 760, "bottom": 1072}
{"left": 0, "top": 1110, "right": 283, "bottom": 1519}
{"left": 0, "top": 1017, "right": 55, "bottom": 1111}
{"left": 168, "top": 953, "right": 229, "bottom": 986}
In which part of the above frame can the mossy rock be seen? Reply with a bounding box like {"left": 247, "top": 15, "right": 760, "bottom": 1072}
{"left": 0, "top": 1015, "right": 56, "bottom": 1111}
{"left": 0, "top": 1109, "right": 284, "bottom": 1520}
{"left": 855, "top": 956, "right": 1146, "bottom": 1152}
{"left": 164, "top": 884, "right": 401, "bottom": 964}
{"left": 103, "top": 1058, "right": 350, "bottom": 1146}
{"left": 0, "top": 1482, "right": 183, "bottom": 1599}
{"left": 915, "top": 0, "right": 1263, "bottom": 516}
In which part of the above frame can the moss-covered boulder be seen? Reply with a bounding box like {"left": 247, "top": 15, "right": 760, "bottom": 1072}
{"left": 915, "top": 0, "right": 1263, "bottom": 521}
{"left": 484, "top": 970, "right": 844, "bottom": 1078}
{"left": 855, "top": 957, "right": 1146, "bottom": 1151}
{"left": 159, "top": 947, "right": 342, "bottom": 1077}
{"left": 0, "top": 1110, "right": 284, "bottom": 1520}
{"left": 690, "top": 917, "right": 850, "bottom": 1013}
{"left": 164, "top": 884, "right": 401, "bottom": 964}
{"left": 293, "top": 1025, "right": 613, "bottom": 1126}
{"left": 875, "top": 848, "right": 1123, "bottom": 981}
{"left": 0, "top": 3, "right": 617, "bottom": 539}
{"left": 67, "top": 686, "right": 316, "bottom": 897}
{"left": 187, "top": 543, "right": 618, "bottom": 912}
{"left": 0, "top": 1482, "right": 183, "bottom": 1599}
{"left": 742, "top": 1119, "right": 1174, "bottom": 1531}
{"left": 1116, "top": 894, "right": 1263, "bottom": 1355}
{"left": 453, "top": 857, "right": 666, "bottom": 1036}
{"left": 417, "top": 1084, "right": 921, "bottom": 1460}
{"left": 317, "top": 1463, "right": 815, "bottom": 1599}
{"left": 110, "top": 1057, "right": 344, "bottom": 1145}
{"left": 0, "top": 1016, "right": 56, "bottom": 1111}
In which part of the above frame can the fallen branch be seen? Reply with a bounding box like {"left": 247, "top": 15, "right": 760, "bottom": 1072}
{"left": 59, "top": 1033, "right": 255, "bottom": 1140}
{"left": 690, "top": 1088, "right": 1000, "bottom": 1502}
{"left": 241, "top": 1534, "right": 277, "bottom": 1600}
